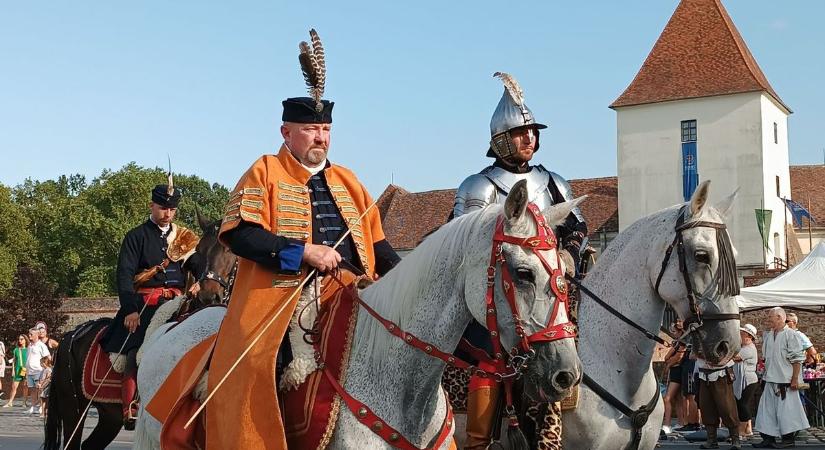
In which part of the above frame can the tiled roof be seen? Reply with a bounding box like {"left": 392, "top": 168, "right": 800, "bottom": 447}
{"left": 610, "top": 0, "right": 789, "bottom": 112}
{"left": 377, "top": 186, "right": 456, "bottom": 250}
{"left": 790, "top": 165, "right": 825, "bottom": 225}
{"left": 569, "top": 177, "right": 619, "bottom": 233}
{"left": 378, "top": 165, "right": 824, "bottom": 250}
{"left": 377, "top": 177, "right": 620, "bottom": 251}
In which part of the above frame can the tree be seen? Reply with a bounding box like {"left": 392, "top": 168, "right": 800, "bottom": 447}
{"left": 11, "top": 163, "right": 230, "bottom": 297}
{"left": 0, "top": 185, "right": 37, "bottom": 291}
{"left": 0, "top": 264, "right": 67, "bottom": 346}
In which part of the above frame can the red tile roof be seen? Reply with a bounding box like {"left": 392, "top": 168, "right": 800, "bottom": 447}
{"left": 376, "top": 177, "right": 620, "bottom": 251}
{"left": 790, "top": 165, "right": 825, "bottom": 225}
{"left": 610, "top": 0, "right": 789, "bottom": 112}
{"left": 377, "top": 186, "right": 456, "bottom": 250}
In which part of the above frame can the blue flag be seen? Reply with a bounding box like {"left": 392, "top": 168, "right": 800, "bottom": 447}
{"left": 682, "top": 142, "right": 698, "bottom": 202}
{"left": 783, "top": 198, "right": 814, "bottom": 227}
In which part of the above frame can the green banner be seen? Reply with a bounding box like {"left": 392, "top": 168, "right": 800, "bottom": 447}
{"left": 755, "top": 209, "right": 772, "bottom": 250}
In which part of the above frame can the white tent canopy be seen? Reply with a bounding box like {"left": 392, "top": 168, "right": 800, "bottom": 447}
{"left": 737, "top": 242, "right": 825, "bottom": 311}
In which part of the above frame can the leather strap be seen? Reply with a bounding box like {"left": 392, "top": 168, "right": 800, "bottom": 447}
{"left": 581, "top": 372, "right": 660, "bottom": 450}
{"left": 323, "top": 368, "right": 454, "bottom": 450}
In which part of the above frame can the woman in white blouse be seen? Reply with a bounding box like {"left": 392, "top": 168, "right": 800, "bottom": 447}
{"left": 733, "top": 324, "right": 759, "bottom": 439}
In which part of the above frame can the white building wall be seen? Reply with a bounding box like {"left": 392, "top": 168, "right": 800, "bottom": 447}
{"left": 760, "top": 96, "right": 793, "bottom": 265}
{"left": 616, "top": 92, "right": 789, "bottom": 267}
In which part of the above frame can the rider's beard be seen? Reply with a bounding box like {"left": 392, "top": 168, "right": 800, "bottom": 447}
{"left": 305, "top": 147, "right": 328, "bottom": 166}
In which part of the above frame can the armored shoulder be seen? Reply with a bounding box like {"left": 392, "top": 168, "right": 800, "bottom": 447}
{"left": 454, "top": 172, "right": 497, "bottom": 218}
{"left": 543, "top": 167, "right": 585, "bottom": 223}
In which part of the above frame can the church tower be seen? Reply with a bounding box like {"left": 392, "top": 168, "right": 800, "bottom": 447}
{"left": 611, "top": 0, "right": 792, "bottom": 268}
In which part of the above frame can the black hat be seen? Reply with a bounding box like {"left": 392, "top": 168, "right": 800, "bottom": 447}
{"left": 282, "top": 97, "right": 334, "bottom": 124}
{"left": 152, "top": 184, "right": 181, "bottom": 208}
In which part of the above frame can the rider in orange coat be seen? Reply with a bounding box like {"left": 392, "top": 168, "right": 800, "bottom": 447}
{"left": 150, "top": 30, "right": 400, "bottom": 450}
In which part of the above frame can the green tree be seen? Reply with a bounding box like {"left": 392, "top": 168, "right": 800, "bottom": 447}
{"left": 0, "top": 185, "right": 37, "bottom": 291}
{"left": 13, "top": 164, "right": 229, "bottom": 296}
{"left": 0, "top": 264, "right": 67, "bottom": 346}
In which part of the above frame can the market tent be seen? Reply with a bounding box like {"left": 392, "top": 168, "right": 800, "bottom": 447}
{"left": 737, "top": 242, "right": 825, "bottom": 311}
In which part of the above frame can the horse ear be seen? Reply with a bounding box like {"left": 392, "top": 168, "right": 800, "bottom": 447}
{"left": 714, "top": 188, "right": 739, "bottom": 219}
{"left": 504, "top": 179, "right": 529, "bottom": 221}
{"left": 689, "top": 180, "right": 711, "bottom": 217}
{"left": 545, "top": 196, "right": 587, "bottom": 228}
{"left": 195, "top": 206, "right": 209, "bottom": 232}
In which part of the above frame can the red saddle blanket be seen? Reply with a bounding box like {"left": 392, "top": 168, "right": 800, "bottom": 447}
{"left": 81, "top": 327, "right": 123, "bottom": 403}
{"left": 283, "top": 284, "right": 359, "bottom": 450}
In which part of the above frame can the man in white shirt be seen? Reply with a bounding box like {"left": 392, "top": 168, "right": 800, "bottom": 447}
{"left": 25, "top": 328, "right": 50, "bottom": 415}
{"left": 753, "top": 307, "right": 809, "bottom": 448}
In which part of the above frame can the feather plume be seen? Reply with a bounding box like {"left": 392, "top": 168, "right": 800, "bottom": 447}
{"left": 166, "top": 155, "right": 174, "bottom": 195}
{"left": 298, "top": 29, "right": 327, "bottom": 112}
{"left": 493, "top": 72, "right": 525, "bottom": 107}
{"left": 309, "top": 29, "right": 326, "bottom": 97}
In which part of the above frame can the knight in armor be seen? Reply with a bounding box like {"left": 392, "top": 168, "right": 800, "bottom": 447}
{"left": 454, "top": 72, "right": 587, "bottom": 449}
{"left": 99, "top": 181, "right": 205, "bottom": 430}
{"left": 150, "top": 29, "right": 400, "bottom": 449}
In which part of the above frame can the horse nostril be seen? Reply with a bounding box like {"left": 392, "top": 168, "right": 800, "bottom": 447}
{"left": 554, "top": 371, "right": 576, "bottom": 390}
{"left": 715, "top": 340, "right": 729, "bottom": 358}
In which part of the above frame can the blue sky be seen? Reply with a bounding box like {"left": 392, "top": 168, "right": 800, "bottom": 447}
{"left": 2, "top": 1, "right": 823, "bottom": 197}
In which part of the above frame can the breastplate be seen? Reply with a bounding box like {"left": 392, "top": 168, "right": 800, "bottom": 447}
{"left": 483, "top": 165, "right": 555, "bottom": 211}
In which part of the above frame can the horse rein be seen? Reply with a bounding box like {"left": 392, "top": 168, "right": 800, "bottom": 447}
{"left": 574, "top": 205, "right": 740, "bottom": 450}
{"left": 306, "top": 202, "right": 576, "bottom": 449}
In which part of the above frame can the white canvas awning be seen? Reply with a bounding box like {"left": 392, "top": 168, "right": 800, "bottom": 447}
{"left": 737, "top": 242, "right": 825, "bottom": 311}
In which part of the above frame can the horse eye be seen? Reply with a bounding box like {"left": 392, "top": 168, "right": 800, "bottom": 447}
{"left": 516, "top": 268, "right": 535, "bottom": 284}
{"left": 695, "top": 250, "right": 711, "bottom": 265}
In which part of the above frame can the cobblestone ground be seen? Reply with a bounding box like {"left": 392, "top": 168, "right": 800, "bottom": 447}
{"left": 659, "top": 426, "right": 825, "bottom": 448}
{"left": 0, "top": 400, "right": 133, "bottom": 449}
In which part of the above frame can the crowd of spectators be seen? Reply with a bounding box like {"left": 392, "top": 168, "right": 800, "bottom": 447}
{"left": 0, "top": 321, "right": 56, "bottom": 417}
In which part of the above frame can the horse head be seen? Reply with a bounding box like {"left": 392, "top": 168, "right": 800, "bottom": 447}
{"left": 194, "top": 208, "right": 238, "bottom": 306}
{"left": 466, "top": 180, "right": 583, "bottom": 403}
{"left": 652, "top": 180, "right": 741, "bottom": 365}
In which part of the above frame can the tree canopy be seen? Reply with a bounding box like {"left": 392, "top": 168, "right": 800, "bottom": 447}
{"left": 0, "top": 163, "right": 229, "bottom": 297}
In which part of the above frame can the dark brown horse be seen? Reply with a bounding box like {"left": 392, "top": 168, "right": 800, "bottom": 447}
{"left": 44, "top": 212, "right": 237, "bottom": 450}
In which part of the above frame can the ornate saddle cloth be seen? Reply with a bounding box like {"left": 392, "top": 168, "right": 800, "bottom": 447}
{"left": 283, "top": 283, "right": 360, "bottom": 450}
{"left": 82, "top": 326, "right": 123, "bottom": 403}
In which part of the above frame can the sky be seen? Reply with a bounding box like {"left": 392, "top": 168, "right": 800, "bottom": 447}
{"left": 2, "top": 1, "right": 824, "bottom": 197}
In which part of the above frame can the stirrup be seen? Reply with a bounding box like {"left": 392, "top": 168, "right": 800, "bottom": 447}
{"left": 126, "top": 399, "right": 140, "bottom": 421}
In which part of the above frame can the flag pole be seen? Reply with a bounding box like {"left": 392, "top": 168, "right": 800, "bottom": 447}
{"left": 809, "top": 194, "right": 813, "bottom": 253}
{"left": 761, "top": 198, "right": 767, "bottom": 271}
{"left": 783, "top": 197, "right": 789, "bottom": 266}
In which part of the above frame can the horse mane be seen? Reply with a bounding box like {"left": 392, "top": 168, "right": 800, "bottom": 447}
{"left": 354, "top": 205, "right": 501, "bottom": 366}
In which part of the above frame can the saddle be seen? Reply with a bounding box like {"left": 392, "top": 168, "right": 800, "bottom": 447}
{"left": 82, "top": 326, "right": 124, "bottom": 403}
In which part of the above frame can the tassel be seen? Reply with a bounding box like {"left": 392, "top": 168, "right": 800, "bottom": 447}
{"left": 505, "top": 415, "right": 530, "bottom": 450}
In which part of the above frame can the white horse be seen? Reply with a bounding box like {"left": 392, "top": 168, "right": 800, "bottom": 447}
{"left": 562, "top": 181, "right": 741, "bottom": 450}
{"left": 135, "top": 180, "right": 583, "bottom": 449}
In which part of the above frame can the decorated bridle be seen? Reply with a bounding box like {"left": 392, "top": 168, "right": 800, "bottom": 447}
{"left": 654, "top": 205, "right": 740, "bottom": 334}
{"left": 314, "top": 201, "right": 576, "bottom": 450}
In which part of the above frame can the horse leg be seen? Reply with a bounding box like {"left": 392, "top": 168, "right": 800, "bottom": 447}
{"left": 62, "top": 401, "right": 89, "bottom": 450}
{"left": 81, "top": 403, "right": 123, "bottom": 450}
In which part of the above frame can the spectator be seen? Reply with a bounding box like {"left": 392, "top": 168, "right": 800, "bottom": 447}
{"left": 662, "top": 320, "right": 687, "bottom": 435}
{"left": 37, "top": 356, "right": 52, "bottom": 418}
{"left": 0, "top": 339, "right": 6, "bottom": 398}
{"left": 34, "top": 321, "right": 59, "bottom": 351}
{"left": 25, "top": 328, "right": 50, "bottom": 415}
{"left": 785, "top": 313, "right": 817, "bottom": 366}
{"left": 674, "top": 344, "right": 701, "bottom": 432}
{"left": 3, "top": 334, "right": 29, "bottom": 407}
{"left": 733, "top": 324, "right": 759, "bottom": 440}
{"left": 696, "top": 356, "right": 740, "bottom": 449}
{"left": 753, "top": 307, "right": 809, "bottom": 448}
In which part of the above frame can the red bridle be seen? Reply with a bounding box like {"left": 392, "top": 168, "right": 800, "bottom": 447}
{"left": 485, "top": 202, "right": 576, "bottom": 362}
{"left": 315, "top": 202, "right": 576, "bottom": 449}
